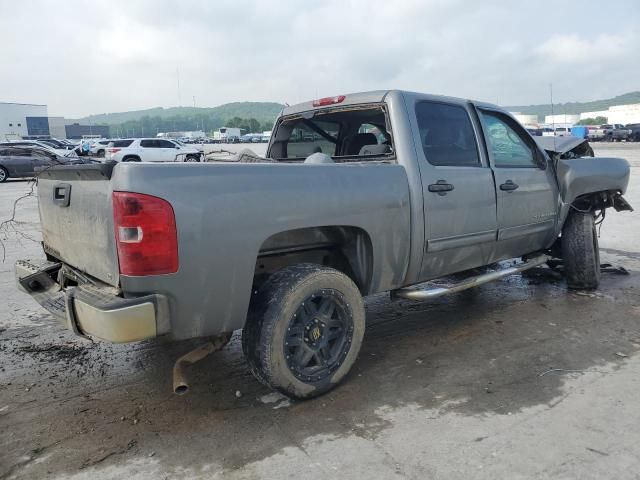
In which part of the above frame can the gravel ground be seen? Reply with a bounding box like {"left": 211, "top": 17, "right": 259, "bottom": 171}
{"left": 0, "top": 143, "right": 639, "bottom": 479}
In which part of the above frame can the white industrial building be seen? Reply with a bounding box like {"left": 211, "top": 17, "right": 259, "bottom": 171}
{"left": 48, "top": 116, "right": 67, "bottom": 139}
{"left": 0, "top": 102, "right": 48, "bottom": 140}
{"left": 545, "top": 104, "right": 640, "bottom": 126}
{"left": 510, "top": 113, "right": 539, "bottom": 128}
{"left": 512, "top": 102, "right": 640, "bottom": 130}
{"left": 544, "top": 113, "right": 581, "bottom": 126}
{"left": 580, "top": 104, "right": 640, "bottom": 125}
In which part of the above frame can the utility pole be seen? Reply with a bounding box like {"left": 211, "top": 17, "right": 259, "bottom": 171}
{"left": 177, "top": 67, "right": 182, "bottom": 106}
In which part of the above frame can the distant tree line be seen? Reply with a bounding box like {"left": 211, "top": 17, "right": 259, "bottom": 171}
{"left": 576, "top": 116, "right": 608, "bottom": 126}
{"left": 108, "top": 114, "right": 275, "bottom": 138}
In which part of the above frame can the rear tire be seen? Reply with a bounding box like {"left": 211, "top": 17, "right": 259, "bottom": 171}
{"left": 242, "top": 264, "right": 365, "bottom": 400}
{"left": 561, "top": 211, "right": 600, "bottom": 289}
{"left": 0, "top": 166, "right": 8, "bottom": 183}
{"left": 97, "top": 149, "right": 105, "bottom": 158}
{"left": 122, "top": 156, "right": 141, "bottom": 162}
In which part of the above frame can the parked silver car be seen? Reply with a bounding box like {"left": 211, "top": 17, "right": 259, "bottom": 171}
{"left": 0, "top": 145, "right": 85, "bottom": 182}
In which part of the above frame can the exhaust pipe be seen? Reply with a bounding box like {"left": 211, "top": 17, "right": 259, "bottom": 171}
{"left": 173, "top": 333, "right": 232, "bottom": 395}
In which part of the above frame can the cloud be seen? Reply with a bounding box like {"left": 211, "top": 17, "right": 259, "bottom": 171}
{"left": 535, "top": 32, "right": 635, "bottom": 65}
{"left": 0, "top": 0, "right": 638, "bottom": 116}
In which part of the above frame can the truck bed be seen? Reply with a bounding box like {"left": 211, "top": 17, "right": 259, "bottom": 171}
{"left": 34, "top": 161, "right": 412, "bottom": 339}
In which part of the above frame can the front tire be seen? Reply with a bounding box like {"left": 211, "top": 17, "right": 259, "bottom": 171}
{"left": 0, "top": 166, "right": 8, "bottom": 183}
{"left": 242, "top": 264, "right": 365, "bottom": 399}
{"left": 562, "top": 211, "right": 601, "bottom": 289}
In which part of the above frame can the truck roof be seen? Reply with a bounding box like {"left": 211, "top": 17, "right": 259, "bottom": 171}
{"left": 280, "top": 90, "right": 500, "bottom": 117}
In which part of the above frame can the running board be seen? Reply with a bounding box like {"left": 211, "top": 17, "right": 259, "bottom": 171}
{"left": 392, "top": 254, "right": 550, "bottom": 301}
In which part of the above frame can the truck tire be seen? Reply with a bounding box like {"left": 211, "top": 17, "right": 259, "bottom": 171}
{"left": 561, "top": 211, "right": 600, "bottom": 289}
{"left": 242, "top": 264, "right": 365, "bottom": 399}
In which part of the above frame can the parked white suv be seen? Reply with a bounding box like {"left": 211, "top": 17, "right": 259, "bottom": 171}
{"left": 89, "top": 139, "right": 112, "bottom": 158}
{"left": 105, "top": 138, "right": 203, "bottom": 163}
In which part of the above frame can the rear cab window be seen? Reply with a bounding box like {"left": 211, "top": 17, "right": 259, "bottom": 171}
{"left": 269, "top": 104, "right": 394, "bottom": 163}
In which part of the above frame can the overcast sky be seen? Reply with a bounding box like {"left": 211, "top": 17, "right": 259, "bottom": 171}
{"left": 1, "top": 0, "right": 638, "bottom": 117}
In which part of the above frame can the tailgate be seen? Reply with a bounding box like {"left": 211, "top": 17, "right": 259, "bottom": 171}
{"left": 37, "top": 163, "right": 120, "bottom": 287}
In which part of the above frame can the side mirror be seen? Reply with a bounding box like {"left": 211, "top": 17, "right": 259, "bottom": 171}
{"left": 175, "top": 146, "right": 180, "bottom": 149}
{"left": 537, "top": 151, "right": 548, "bottom": 170}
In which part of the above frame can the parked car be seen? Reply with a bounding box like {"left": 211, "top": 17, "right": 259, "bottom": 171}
{"left": 0, "top": 140, "right": 77, "bottom": 158}
{"left": 89, "top": 139, "right": 112, "bottom": 158}
{"left": 590, "top": 124, "right": 631, "bottom": 142}
{"left": 105, "top": 138, "right": 203, "bottom": 162}
{"left": 553, "top": 127, "right": 572, "bottom": 137}
{"left": 626, "top": 124, "right": 640, "bottom": 142}
{"left": 0, "top": 145, "right": 86, "bottom": 182}
{"left": 37, "top": 138, "right": 76, "bottom": 151}
{"left": 16, "top": 90, "right": 632, "bottom": 400}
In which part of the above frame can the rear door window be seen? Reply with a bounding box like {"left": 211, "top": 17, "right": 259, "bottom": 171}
{"left": 140, "top": 139, "right": 156, "bottom": 148}
{"left": 113, "top": 140, "right": 134, "bottom": 147}
{"left": 415, "top": 101, "right": 480, "bottom": 166}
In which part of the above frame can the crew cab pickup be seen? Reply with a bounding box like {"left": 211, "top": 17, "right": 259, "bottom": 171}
{"left": 16, "top": 90, "right": 632, "bottom": 399}
{"left": 590, "top": 124, "right": 632, "bottom": 142}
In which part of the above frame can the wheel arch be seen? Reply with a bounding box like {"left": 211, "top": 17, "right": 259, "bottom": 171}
{"left": 253, "top": 225, "right": 374, "bottom": 295}
{"left": 558, "top": 189, "right": 631, "bottom": 229}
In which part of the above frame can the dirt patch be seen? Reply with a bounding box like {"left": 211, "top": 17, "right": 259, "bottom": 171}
{"left": 17, "top": 343, "right": 93, "bottom": 363}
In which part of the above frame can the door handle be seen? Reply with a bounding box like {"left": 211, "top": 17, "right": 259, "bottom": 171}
{"left": 428, "top": 180, "right": 454, "bottom": 196}
{"left": 500, "top": 180, "right": 519, "bottom": 192}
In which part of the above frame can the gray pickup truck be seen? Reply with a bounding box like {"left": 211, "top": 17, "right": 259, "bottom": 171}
{"left": 590, "top": 124, "right": 632, "bottom": 142}
{"left": 16, "top": 90, "right": 632, "bottom": 399}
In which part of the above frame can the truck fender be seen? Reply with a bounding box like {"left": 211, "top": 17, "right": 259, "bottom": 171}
{"left": 555, "top": 156, "right": 631, "bottom": 225}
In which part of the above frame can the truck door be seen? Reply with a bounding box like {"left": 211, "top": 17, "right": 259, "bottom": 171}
{"left": 412, "top": 100, "right": 498, "bottom": 281}
{"left": 476, "top": 108, "right": 559, "bottom": 261}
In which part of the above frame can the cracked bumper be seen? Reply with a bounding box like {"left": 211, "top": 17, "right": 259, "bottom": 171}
{"left": 15, "top": 259, "right": 170, "bottom": 343}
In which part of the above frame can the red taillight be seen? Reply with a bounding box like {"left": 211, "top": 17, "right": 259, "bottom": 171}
{"left": 312, "top": 95, "right": 346, "bottom": 107}
{"left": 112, "top": 192, "right": 178, "bottom": 276}
{"left": 107, "top": 148, "right": 121, "bottom": 154}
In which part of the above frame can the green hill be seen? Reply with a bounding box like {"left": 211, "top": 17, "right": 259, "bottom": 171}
{"left": 505, "top": 91, "right": 640, "bottom": 118}
{"left": 73, "top": 102, "right": 284, "bottom": 126}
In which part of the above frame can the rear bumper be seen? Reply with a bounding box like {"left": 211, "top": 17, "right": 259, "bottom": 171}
{"left": 15, "top": 259, "right": 170, "bottom": 343}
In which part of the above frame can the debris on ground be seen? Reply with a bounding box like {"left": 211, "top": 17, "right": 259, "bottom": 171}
{"left": 600, "top": 264, "right": 630, "bottom": 275}
{"left": 80, "top": 440, "right": 138, "bottom": 469}
{"left": 17, "top": 343, "right": 91, "bottom": 363}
